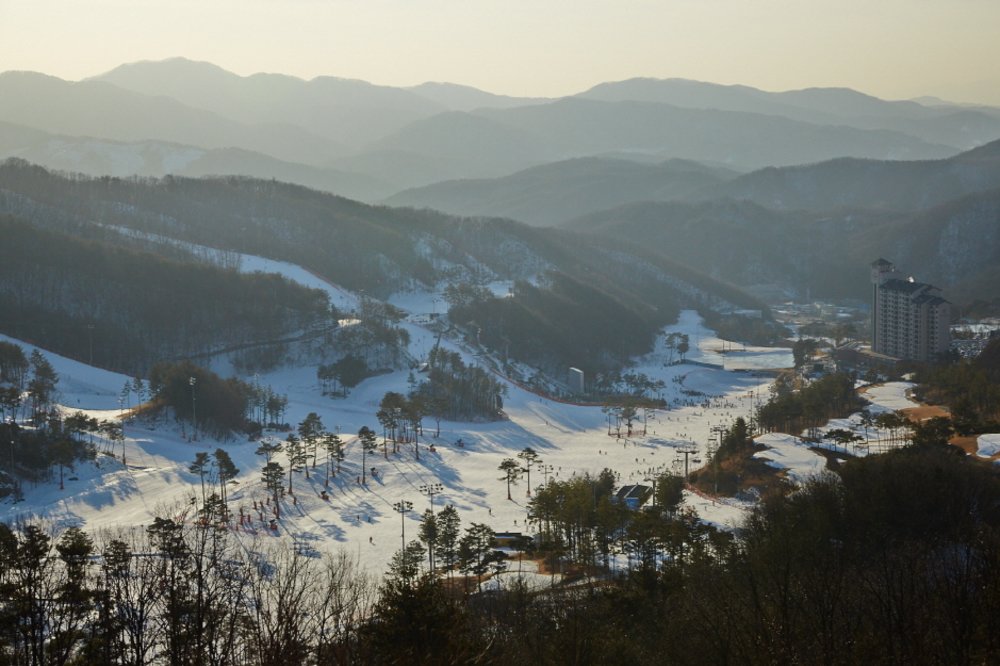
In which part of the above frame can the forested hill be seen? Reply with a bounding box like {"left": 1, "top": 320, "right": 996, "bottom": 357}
{"left": 0, "top": 159, "right": 763, "bottom": 377}
{"left": 0, "top": 215, "right": 335, "bottom": 374}
{"left": 695, "top": 137, "right": 1000, "bottom": 213}
{"left": 568, "top": 186, "right": 1000, "bottom": 305}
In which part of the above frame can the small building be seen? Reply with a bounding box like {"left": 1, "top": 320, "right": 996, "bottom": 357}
{"left": 614, "top": 484, "right": 652, "bottom": 510}
{"left": 494, "top": 532, "right": 532, "bottom": 548}
{"left": 568, "top": 367, "right": 585, "bottom": 394}
{"left": 832, "top": 342, "right": 900, "bottom": 376}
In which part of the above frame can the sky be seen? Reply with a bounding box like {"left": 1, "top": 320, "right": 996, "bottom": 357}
{"left": 2, "top": 0, "right": 999, "bottom": 105}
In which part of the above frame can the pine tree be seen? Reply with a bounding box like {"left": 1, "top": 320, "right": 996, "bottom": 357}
{"left": 255, "top": 437, "right": 282, "bottom": 463}
{"left": 27, "top": 350, "right": 58, "bottom": 419}
{"left": 262, "top": 462, "right": 285, "bottom": 519}
{"left": 285, "top": 434, "right": 308, "bottom": 494}
{"left": 322, "top": 432, "right": 344, "bottom": 486}
{"left": 213, "top": 448, "right": 239, "bottom": 516}
{"left": 435, "top": 505, "right": 461, "bottom": 580}
{"left": 190, "top": 452, "right": 210, "bottom": 506}
{"left": 459, "top": 523, "right": 504, "bottom": 593}
{"left": 297, "top": 412, "right": 324, "bottom": 470}
{"left": 418, "top": 509, "right": 438, "bottom": 573}
{"left": 518, "top": 447, "right": 541, "bottom": 496}
{"left": 358, "top": 426, "right": 378, "bottom": 484}
{"left": 498, "top": 458, "right": 522, "bottom": 500}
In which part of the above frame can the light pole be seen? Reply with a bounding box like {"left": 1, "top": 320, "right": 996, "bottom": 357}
{"left": 393, "top": 500, "right": 413, "bottom": 553}
{"left": 419, "top": 482, "right": 443, "bottom": 513}
{"left": 189, "top": 376, "right": 197, "bottom": 441}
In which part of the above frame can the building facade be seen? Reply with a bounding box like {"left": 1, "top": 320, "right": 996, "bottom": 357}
{"left": 870, "top": 259, "right": 951, "bottom": 362}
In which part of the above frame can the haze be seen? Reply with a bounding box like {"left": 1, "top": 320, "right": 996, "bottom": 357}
{"left": 2, "top": 0, "right": 1000, "bottom": 104}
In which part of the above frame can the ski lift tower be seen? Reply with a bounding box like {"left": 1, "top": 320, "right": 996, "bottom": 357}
{"left": 676, "top": 443, "right": 699, "bottom": 480}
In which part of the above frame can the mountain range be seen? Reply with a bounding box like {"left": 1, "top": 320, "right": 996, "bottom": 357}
{"left": 0, "top": 158, "right": 767, "bottom": 375}
{"left": 2, "top": 57, "right": 999, "bottom": 310}
{"left": 3, "top": 58, "right": 999, "bottom": 196}
{"left": 566, "top": 167, "right": 1000, "bottom": 305}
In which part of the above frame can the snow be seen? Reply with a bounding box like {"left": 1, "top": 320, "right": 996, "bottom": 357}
{"left": 0, "top": 333, "right": 130, "bottom": 411}
{"left": 753, "top": 433, "right": 829, "bottom": 485}
{"left": 977, "top": 434, "right": 1000, "bottom": 458}
{"left": 2, "top": 242, "right": 797, "bottom": 578}
{"left": 682, "top": 490, "right": 753, "bottom": 531}
{"left": 480, "top": 557, "right": 561, "bottom": 591}
{"left": 862, "top": 382, "right": 919, "bottom": 412}
{"left": 654, "top": 310, "right": 793, "bottom": 371}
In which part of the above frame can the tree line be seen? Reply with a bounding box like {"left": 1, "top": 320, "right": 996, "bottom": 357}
{"left": 412, "top": 346, "right": 506, "bottom": 423}
{"left": 448, "top": 271, "right": 671, "bottom": 379}
{"left": 915, "top": 340, "right": 1000, "bottom": 434}
{"left": 4, "top": 440, "right": 997, "bottom": 663}
{"left": 756, "top": 372, "right": 864, "bottom": 437}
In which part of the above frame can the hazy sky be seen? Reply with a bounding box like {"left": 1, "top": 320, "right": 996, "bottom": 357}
{"left": 2, "top": 0, "right": 999, "bottom": 104}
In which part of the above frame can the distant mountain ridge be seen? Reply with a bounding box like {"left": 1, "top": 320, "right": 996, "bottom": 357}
{"left": 4, "top": 59, "right": 996, "bottom": 197}
{"left": 0, "top": 120, "right": 394, "bottom": 201}
{"left": 567, "top": 182, "right": 1000, "bottom": 305}
{"left": 362, "top": 97, "right": 956, "bottom": 188}
{"left": 385, "top": 137, "right": 1000, "bottom": 226}
{"left": 384, "top": 157, "right": 738, "bottom": 225}
{"left": 0, "top": 70, "right": 345, "bottom": 166}
{"left": 696, "top": 137, "right": 1000, "bottom": 212}
{"left": 92, "top": 57, "right": 448, "bottom": 148}
{"left": 577, "top": 77, "right": 1000, "bottom": 150}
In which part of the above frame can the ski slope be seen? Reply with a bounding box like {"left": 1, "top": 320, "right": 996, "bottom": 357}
{"left": 2, "top": 248, "right": 799, "bottom": 577}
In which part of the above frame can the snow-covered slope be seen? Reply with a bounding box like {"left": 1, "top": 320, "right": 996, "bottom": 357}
{"left": 2, "top": 248, "right": 792, "bottom": 577}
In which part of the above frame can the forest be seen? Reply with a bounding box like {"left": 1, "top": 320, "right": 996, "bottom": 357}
{"left": 1, "top": 442, "right": 996, "bottom": 664}
{"left": 0, "top": 160, "right": 767, "bottom": 378}
{"left": 448, "top": 272, "right": 671, "bottom": 378}
{"left": 412, "top": 346, "right": 506, "bottom": 422}
{"left": 0, "top": 214, "right": 337, "bottom": 375}
{"left": 915, "top": 337, "right": 1000, "bottom": 433}
{"left": 756, "top": 373, "right": 864, "bottom": 437}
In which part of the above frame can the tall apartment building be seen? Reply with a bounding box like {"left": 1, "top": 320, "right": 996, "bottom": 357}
{"left": 870, "top": 258, "right": 951, "bottom": 362}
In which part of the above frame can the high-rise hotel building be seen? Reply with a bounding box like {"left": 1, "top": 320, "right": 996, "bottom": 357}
{"left": 870, "top": 258, "right": 951, "bottom": 362}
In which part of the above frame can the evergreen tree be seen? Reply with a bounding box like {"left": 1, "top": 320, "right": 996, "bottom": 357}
{"left": 498, "top": 458, "right": 522, "bottom": 500}
{"left": 322, "top": 431, "right": 344, "bottom": 486}
{"left": 518, "top": 447, "right": 541, "bottom": 496}
{"left": 435, "top": 505, "right": 461, "bottom": 581}
{"left": 285, "top": 433, "right": 308, "bottom": 493}
{"left": 262, "top": 462, "right": 285, "bottom": 519}
{"left": 418, "top": 509, "right": 438, "bottom": 573}
{"left": 358, "top": 426, "right": 378, "bottom": 484}
{"left": 213, "top": 448, "right": 239, "bottom": 515}
{"left": 459, "top": 523, "right": 504, "bottom": 593}
{"left": 255, "top": 437, "right": 282, "bottom": 463}
{"left": 189, "top": 451, "right": 210, "bottom": 506}
{"left": 297, "top": 412, "right": 324, "bottom": 470}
